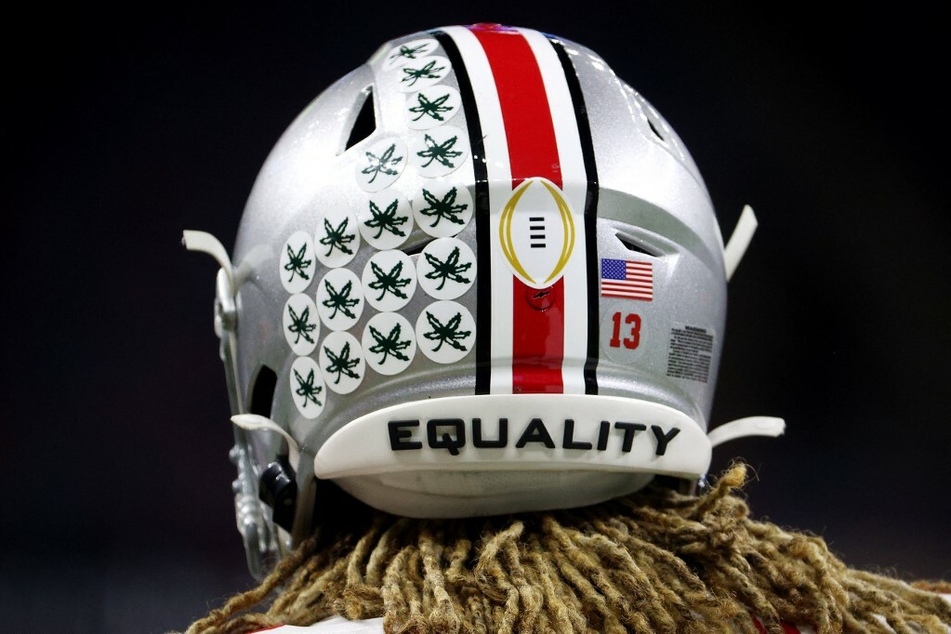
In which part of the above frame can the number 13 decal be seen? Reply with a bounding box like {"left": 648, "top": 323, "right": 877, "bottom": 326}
{"left": 609, "top": 311, "right": 641, "bottom": 349}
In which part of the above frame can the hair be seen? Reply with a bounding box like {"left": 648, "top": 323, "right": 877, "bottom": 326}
{"left": 185, "top": 464, "right": 951, "bottom": 634}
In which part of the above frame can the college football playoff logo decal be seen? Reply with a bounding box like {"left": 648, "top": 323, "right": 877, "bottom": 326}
{"left": 499, "top": 177, "right": 576, "bottom": 289}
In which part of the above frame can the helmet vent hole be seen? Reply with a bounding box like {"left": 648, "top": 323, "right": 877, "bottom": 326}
{"left": 345, "top": 86, "right": 376, "bottom": 150}
{"left": 647, "top": 117, "right": 666, "bottom": 142}
{"left": 249, "top": 365, "right": 278, "bottom": 417}
{"left": 616, "top": 232, "right": 659, "bottom": 257}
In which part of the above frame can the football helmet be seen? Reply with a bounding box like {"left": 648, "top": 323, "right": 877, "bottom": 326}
{"left": 186, "top": 24, "right": 782, "bottom": 578}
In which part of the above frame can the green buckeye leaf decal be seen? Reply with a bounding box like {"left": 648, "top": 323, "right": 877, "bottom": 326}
{"left": 321, "top": 278, "right": 359, "bottom": 320}
{"left": 290, "top": 357, "right": 326, "bottom": 419}
{"left": 283, "top": 294, "right": 321, "bottom": 355}
{"left": 293, "top": 367, "right": 323, "bottom": 408}
{"left": 319, "top": 216, "right": 356, "bottom": 257}
{"left": 418, "top": 186, "right": 468, "bottom": 228}
{"left": 400, "top": 59, "right": 446, "bottom": 88}
{"left": 368, "top": 321, "right": 412, "bottom": 364}
{"left": 364, "top": 199, "right": 408, "bottom": 239}
{"left": 362, "top": 250, "right": 417, "bottom": 312}
{"left": 287, "top": 304, "right": 317, "bottom": 344}
{"left": 319, "top": 332, "right": 365, "bottom": 394}
{"left": 410, "top": 91, "right": 454, "bottom": 124}
{"left": 415, "top": 301, "right": 475, "bottom": 364}
{"left": 284, "top": 242, "right": 312, "bottom": 283}
{"left": 422, "top": 310, "right": 471, "bottom": 353}
{"left": 316, "top": 268, "right": 364, "bottom": 331}
{"left": 323, "top": 340, "right": 361, "bottom": 384}
{"left": 415, "top": 132, "right": 463, "bottom": 169}
{"left": 423, "top": 245, "right": 472, "bottom": 291}
{"left": 280, "top": 232, "right": 316, "bottom": 293}
{"left": 368, "top": 259, "right": 412, "bottom": 301}
{"left": 363, "top": 314, "right": 416, "bottom": 376}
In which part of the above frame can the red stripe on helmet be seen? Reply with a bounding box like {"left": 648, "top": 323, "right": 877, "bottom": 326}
{"left": 470, "top": 24, "right": 566, "bottom": 394}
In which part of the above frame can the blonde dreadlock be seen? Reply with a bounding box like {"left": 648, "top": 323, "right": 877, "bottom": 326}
{"left": 184, "top": 464, "right": 951, "bottom": 634}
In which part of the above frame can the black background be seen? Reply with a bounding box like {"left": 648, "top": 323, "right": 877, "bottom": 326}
{"left": 4, "top": 3, "right": 948, "bottom": 632}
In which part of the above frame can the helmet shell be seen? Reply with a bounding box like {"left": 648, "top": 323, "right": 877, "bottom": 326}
{"left": 230, "top": 24, "right": 726, "bottom": 527}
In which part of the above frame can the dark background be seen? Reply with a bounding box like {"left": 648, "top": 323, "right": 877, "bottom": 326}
{"left": 4, "top": 2, "right": 948, "bottom": 632}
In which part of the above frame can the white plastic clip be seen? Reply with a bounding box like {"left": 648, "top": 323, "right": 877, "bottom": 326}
{"left": 723, "top": 205, "right": 758, "bottom": 281}
{"left": 707, "top": 416, "right": 785, "bottom": 448}
{"left": 232, "top": 414, "right": 302, "bottom": 471}
{"left": 182, "top": 230, "right": 234, "bottom": 286}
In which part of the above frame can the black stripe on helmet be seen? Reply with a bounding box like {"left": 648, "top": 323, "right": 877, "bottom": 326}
{"left": 550, "top": 36, "right": 601, "bottom": 395}
{"left": 432, "top": 29, "right": 492, "bottom": 395}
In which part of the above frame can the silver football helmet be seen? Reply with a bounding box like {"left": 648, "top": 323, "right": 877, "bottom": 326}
{"left": 186, "top": 23, "right": 782, "bottom": 578}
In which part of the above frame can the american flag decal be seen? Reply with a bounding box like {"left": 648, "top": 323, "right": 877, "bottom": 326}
{"left": 600, "top": 258, "right": 653, "bottom": 301}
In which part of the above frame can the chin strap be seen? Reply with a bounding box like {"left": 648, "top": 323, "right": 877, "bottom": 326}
{"left": 183, "top": 230, "right": 280, "bottom": 581}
